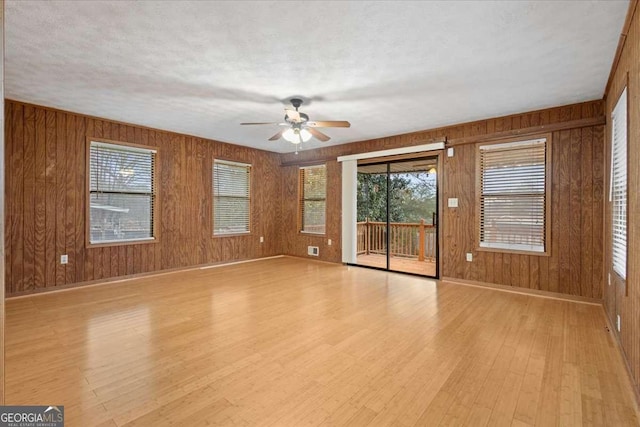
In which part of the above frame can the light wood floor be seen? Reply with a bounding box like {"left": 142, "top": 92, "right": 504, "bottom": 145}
{"left": 357, "top": 253, "right": 437, "bottom": 276}
{"left": 5, "top": 257, "right": 639, "bottom": 426}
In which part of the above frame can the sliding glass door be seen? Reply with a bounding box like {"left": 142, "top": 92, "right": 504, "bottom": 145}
{"left": 356, "top": 157, "right": 438, "bottom": 277}
{"left": 356, "top": 166, "right": 388, "bottom": 269}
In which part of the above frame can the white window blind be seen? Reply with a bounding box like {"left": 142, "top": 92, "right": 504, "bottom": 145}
{"left": 89, "top": 141, "right": 156, "bottom": 244}
{"left": 479, "top": 138, "right": 547, "bottom": 253}
{"left": 300, "top": 165, "right": 327, "bottom": 234}
{"left": 213, "top": 160, "right": 251, "bottom": 235}
{"left": 611, "top": 88, "right": 627, "bottom": 279}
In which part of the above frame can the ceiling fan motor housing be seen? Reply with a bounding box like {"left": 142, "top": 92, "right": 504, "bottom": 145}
{"left": 285, "top": 112, "right": 309, "bottom": 124}
{"left": 290, "top": 98, "right": 303, "bottom": 109}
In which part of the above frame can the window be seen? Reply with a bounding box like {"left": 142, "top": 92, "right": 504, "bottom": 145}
{"left": 213, "top": 160, "right": 251, "bottom": 235}
{"left": 300, "top": 165, "right": 327, "bottom": 234}
{"left": 89, "top": 140, "right": 157, "bottom": 245}
{"left": 611, "top": 87, "right": 627, "bottom": 279}
{"left": 478, "top": 137, "right": 549, "bottom": 253}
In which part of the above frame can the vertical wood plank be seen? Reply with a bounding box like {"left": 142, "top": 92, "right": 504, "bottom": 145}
{"left": 511, "top": 254, "right": 520, "bottom": 288}
{"left": 75, "top": 116, "right": 86, "bottom": 283}
{"left": 64, "top": 113, "right": 76, "bottom": 285}
{"left": 85, "top": 119, "right": 94, "bottom": 282}
{"left": 485, "top": 252, "right": 494, "bottom": 285}
{"left": 569, "top": 129, "right": 582, "bottom": 295}
{"left": 557, "top": 130, "right": 571, "bottom": 294}
{"left": 44, "top": 110, "right": 57, "bottom": 287}
{"left": 538, "top": 256, "right": 549, "bottom": 292}
{"left": 4, "top": 103, "right": 11, "bottom": 293}
{"left": 23, "top": 105, "right": 35, "bottom": 291}
{"left": 503, "top": 254, "right": 512, "bottom": 287}
{"left": 493, "top": 253, "right": 503, "bottom": 285}
{"left": 580, "top": 126, "right": 594, "bottom": 298}
{"left": 530, "top": 258, "right": 540, "bottom": 290}
{"left": 591, "top": 126, "right": 605, "bottom": 300}
{"left": 520, "top": 254, "right": 530, "bottom": 289}
{"left": 55, "top": 111, "right": 66, "bottom": 286}
{"left": 9, "top": 103, "right": 24, "bottom": 293}
{"left": 34, "top": 108, "right": 46, "bottom": 288}
{"left": 548, "top": 132, "right": 561, "bottom": 293}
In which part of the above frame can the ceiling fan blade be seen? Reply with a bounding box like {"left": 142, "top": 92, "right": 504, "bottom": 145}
{"left": 268, "top": 130, "right": 284, "bottom": 141}
{"left": 307, "top": 128, "right": 331, "bottom": 142}
{"left": 306, "top": 121, "right": 351, "bottom": 128}
{"left": 285, "top": 109, "right": 301, "bottom": 122}
{"left": 240, "top": 122, "right": 279, "bottom": 125}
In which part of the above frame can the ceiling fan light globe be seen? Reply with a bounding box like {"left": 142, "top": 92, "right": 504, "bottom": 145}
{"left": 282, "top": 128, "right": 296, "bottom": 143}
{"left": 300, "top": 128, "right": 312, "bottom": 142}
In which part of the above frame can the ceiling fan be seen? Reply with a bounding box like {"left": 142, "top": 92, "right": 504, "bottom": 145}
{"left": 241, "top": 98, "right": 350, "bottom": 147}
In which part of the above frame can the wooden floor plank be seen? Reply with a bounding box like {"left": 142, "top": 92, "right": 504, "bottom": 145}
{"left": 4, "top": 257, "right": 639, "bottom": 426}
{"left": 357, "top": 253, "right": 436, "bottom": 276}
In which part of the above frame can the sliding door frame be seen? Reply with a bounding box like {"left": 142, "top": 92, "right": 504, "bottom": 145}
{"left": 353, "top": 154, "right": 441, "bottom": 279}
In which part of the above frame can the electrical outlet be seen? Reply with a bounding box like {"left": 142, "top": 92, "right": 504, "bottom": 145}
{"left": 616, "top": 315, "right": 621, "bottom": 332}
{"left": 328, "top": 239, "right": 332, "bottom": 246}
{"left": 308, "top": 246, "right": 319, "bottom": 256}
{"left": 448, "top": 198, "right": 459, "bottom": 208}
{"left": 447, "top": 147, "right": 454, "bottom": 157}
{"left": 60, "top": 254, "right": 68, "bottom": 265}
{"left": 260, "top": 236, "right": 264, "bottom": 243}
{"left": 466, "top": 253, "right": 473, "bottom": 262}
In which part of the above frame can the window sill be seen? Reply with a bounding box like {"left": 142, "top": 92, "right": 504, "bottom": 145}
{"left": 476, "top": 246, "right": 550, "bottom": 257}
{"left": 299, "top": 231, "right": 326, "bottom": 237}
{"left": 213, "top": 232, "right": 252, "bottom": 238}
{"left": 87, "top": 238, "right": 158, "bottom": 249}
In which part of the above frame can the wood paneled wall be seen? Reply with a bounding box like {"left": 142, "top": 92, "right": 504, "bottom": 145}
{"left": 442, "top": 126, "right": 604, "bottom": 298}
{"left": 603, "top": 0, "right": 640, "bottom": 400}
{"left": 0, "top": 0, "right": 5, "bottom": 403}
{"left": 4, "top": 100, "right": 282, "bottom": 295}
{"left": 280, "top": 100, "right": 605, "bottom": 299}
{"left": 280, "top": 161, "right": 341, "bottom": 262}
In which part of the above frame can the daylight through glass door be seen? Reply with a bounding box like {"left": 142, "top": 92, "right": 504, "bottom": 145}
{"left": 356, "top": 157, "right": 438, "bottom": 277}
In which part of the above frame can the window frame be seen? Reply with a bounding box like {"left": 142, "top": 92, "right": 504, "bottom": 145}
{"left": 299, "top": 164, "right": 327, "bottom": 235}
{"left": 610, "top": 84, "right": 628, "bottom": 282}
{"left": 212, "top": 158, "right": 252, "bottom": 237}
{"left": 85, "top": 137, "right": 159, "bottom": 248}
{"left": 475, "top": 134, "right": 552, "bottom": 256}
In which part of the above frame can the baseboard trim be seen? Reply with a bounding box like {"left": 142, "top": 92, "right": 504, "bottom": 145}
{"left": 601, "top": 305, "right": 640, "bottom": 408}
{"left": 441, "top": 276, "right": 603, "bottom": 306}
{"left": 6, "top": 255, "right": 286, "bottom": 299}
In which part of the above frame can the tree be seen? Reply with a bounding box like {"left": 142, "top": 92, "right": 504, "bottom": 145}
{"left": 357, "top": 171, "right": 436, "bottom": 224}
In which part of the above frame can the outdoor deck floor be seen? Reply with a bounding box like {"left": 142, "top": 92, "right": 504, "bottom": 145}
{"left": 357, "top": 253, "right": 437, "bottom": 276}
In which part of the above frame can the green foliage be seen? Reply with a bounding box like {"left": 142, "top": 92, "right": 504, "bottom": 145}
{"left": 357, "top": 171, "right": 436, "bottom": 223}
{"left": 302, "top": 166, "right": 326, "bottom": 199}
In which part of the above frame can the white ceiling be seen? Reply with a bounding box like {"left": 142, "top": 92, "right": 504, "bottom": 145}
{"left": 5, "top": 1, "right": 628, "bottom": 153}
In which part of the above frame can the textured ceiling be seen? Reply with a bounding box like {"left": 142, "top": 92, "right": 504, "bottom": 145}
{"left": 5, "top": 1, "right": 628, "bottom": 153}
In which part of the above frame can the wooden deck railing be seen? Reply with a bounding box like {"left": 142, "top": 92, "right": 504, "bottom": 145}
{"left": 356, "top": 220, "right": 436, "bottom": 261}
